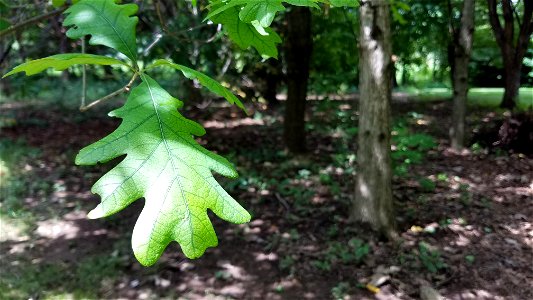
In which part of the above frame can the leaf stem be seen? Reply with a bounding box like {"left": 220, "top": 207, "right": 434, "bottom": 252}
{"left": 79, "top": 73, "right": 138, "bottom": 112}
{"left": 80, "top": 37, "right": 87, "bottom": 109}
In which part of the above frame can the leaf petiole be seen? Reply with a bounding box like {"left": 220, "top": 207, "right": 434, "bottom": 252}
{"left": 79, "top": 72, "right": 138, "bottom": 112}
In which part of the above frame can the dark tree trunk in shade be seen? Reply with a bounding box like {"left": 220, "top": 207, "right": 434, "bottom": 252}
{"left": 449, "top": 0, "right": 475, "bottom": 150}
{"left": 264, "top": 58, "right": 282, "bottom": 108}
{"left": 487, "top": 0, "right": 533, "bottom": 110}
{"left": 284, "top": 7, "right": 312, "bottom": 153}
{"left": 353, "top": 0, "right": 396, "bottom": 237}
{"left": 256, "top": 58, "right": 283, "bottom": 108}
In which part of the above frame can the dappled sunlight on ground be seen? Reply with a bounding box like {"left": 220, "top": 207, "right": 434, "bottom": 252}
{"left": 0, "top": 100, "right": 532, "bottom": 299}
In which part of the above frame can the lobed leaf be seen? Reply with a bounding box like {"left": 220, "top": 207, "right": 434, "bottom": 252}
{"left": 148, "top": 59, "right": 245, "bottom": 111}
{"left": 63, "top": 0, "right": 139, "bottom": 62}
{"left": 76, "top": 74, "right": 250, "bottom": 266}
{"left": 206, "top": 0, "right": 319, "bottom": 23}
{"left": 2, "top": 53, "right": 128, "bottom": 78}
{"left": 239, "top": 0, "right": 286, "bottom": 28}
{"left": 206, "top": 0, "right": 322, "bottom": 57}
{"left": 210, "top": 6, "right": 282, "bottom": 58}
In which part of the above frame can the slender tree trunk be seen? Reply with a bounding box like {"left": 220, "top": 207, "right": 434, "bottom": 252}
{"left": 284, "top": 7, "right": 312, "bottom": 153}
{"left": 353, "top": 0, "right": 395, "bottom": 237}
{"left": 487, "top": 0, "right": 533, "bottom": 110}
{"left": 450, "top": 0, "right": 475, "bottom": 150}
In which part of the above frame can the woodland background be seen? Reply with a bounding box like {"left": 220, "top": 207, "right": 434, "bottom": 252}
{"left": 0, "top": 0, "right": 532, "bottom": 299}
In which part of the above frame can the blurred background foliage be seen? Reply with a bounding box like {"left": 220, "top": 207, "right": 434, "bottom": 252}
{"left": 1, "top": 0, "right": 531, "bottom": 109}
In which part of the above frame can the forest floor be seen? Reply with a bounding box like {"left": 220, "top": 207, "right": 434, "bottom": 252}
{"left": 0, "top": 96, "right": 532, "bottom": 300}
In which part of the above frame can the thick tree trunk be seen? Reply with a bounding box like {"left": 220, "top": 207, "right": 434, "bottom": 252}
{"left": 353, "top": 0, "right": 395, "bottom": 237}
{"left": 284, "top": 7, "right": 312, "bottom": 153}
{"left": 501, "top": 64, "right": 522, "bottom": 109}
{"left": 450, "top": 0, "right": 475, "bottom": 150}
{"left": 487, "top": 0, "right": 533, "bottom": 110}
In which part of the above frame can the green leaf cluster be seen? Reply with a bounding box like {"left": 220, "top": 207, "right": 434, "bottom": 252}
{"left": 206, "top": 0, "right": 358, "bottom": 58}
{"left": 3, "top": 0, "right": 249, "bottom": 266}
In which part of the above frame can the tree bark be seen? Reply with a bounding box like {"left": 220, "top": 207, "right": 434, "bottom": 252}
{"left": 353, "top": 0, "right": 395, "bottom": 237}
{"left": 264, "top": 58, "right": 282, "bottom": 108}
{"left": 284, "top": 7, "right": 312, "bottom": 153}
{"left": 450, "top": 0, "right": 475, "bottom": 150}
{"left": 487, "top": 0, "right": 533, "bottom": 110}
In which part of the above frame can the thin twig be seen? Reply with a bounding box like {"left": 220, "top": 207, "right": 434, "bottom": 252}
{"left": 274, "top": 192, "right": 291, "bottom": 216}
{"left": 80, "top": 37, "right": 87, "bottom": 109}
{"left": 154, "top": 0, "right": 211, "bottom": 43}
{"left": 79, "top": 73, "right": 138, "bottom": 112}
{"left": 0, "top": 8, "right": 66, "bottom": 39}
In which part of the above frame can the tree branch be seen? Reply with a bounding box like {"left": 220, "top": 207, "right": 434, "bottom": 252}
{"left": 501, "top": 0, "right": 514, "bottom": 43}
{"left": 79, "top": 73, "right": 138, "bottom": 112}
{"left": 0, "top": 8, "right": 66, "bottom": 39}
{"left": 514, "top": 0, "right": 533, "bottom": 66}
{"left": 487, "top": 0, "right": 505, "bottom": 50}
{"left": 153, "top": 0, "right": 211, "bottom": 43}
{"left": 447, "top": 0, "right": 457, "bottom": 37}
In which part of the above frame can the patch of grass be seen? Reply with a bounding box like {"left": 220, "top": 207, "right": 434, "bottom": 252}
{"left": 417, "top": 242, "right": 447, "bottom": 273}
{"left": 0, "top": 252, "right": 126, "bottom": 299}
{"left": 411, "top": 87, "right": 533, "bottom": 110}
{"left": 418, "top": 178, "right": 437, "bottom": 192}
{"left": 312, "top": 238, "right": 370, "bottom": 272}
{"left": 392, "top": 121, "right": 437, "bottom": 177}
{"left": 0, "top": 139, "right": 41, "bottom": 223}
{"left": 331, "top": 281, "right": 351, "bottom": 300}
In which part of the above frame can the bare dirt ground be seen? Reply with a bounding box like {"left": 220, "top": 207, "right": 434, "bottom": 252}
{"left": 1, "top": 99, "right": 532, "bottom": 299}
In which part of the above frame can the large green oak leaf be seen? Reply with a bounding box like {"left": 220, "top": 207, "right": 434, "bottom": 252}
{"left": 2, "top": 53, "right": 128, "bottom": 77}
{"left": 75, "top": 74, "right": 250, "bottom": 266}
{"left": 63, "top": 0, "right": 139, "bottom": 62}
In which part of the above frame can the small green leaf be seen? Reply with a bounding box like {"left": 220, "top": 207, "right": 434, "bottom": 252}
{"left": 239, "top": 0, "right": 286, "bottom": 28}
{"left": 63, "top": 0, "right": 139, "bottom": 62}
{"left": 52, "top": 0, "right": 66, "bottom": 7}
{"left": 205, "top": 0, "right": 248, "bottom": 21}
{"left": 465, "top": 255, "right": 475, "bottom": 264}
{"left": 206, "top": 0, "right": 319, "bottom": 22}
{"left": 76, "top": 74, "right": 250, "bottom": 265}
{"left": 210, "top": 6, "right": 282, "bottom": 58}
{"left": 0, "top": 17, "right": 9, "bottom": 31}
{"left": 2, "top": 53, "right": 128, "bottom": 77}
{"left": 148, "top": 59, "right": 245, "bottom": 111}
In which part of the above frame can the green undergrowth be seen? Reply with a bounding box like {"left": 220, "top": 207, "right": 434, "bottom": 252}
{"left": 0, "top": 139, "right": 41, "bottom": 222}
{"left": 0, "top": 139, "right": 142, "bottom": 299}
{"left": 0, "top": 249, "right": 128, "bottom": 299}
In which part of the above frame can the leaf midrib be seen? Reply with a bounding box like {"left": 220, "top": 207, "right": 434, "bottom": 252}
{"left": 141, "top": 74, "right": 196, "bottom": 254}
